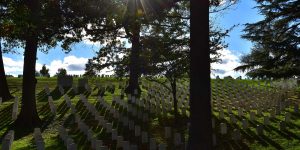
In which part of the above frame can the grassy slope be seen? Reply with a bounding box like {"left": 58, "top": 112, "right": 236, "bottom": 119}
{"left": 0, "top": 77, "right": 300, "bottom": 149}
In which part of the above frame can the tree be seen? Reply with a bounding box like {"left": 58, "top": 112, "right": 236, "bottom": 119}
{"left": 39, "top": 64, "right": 50, "bottom": 77}
{"left": 235, "top": 0, "right": 300, "bottom": 79}
{"left": 0, "top": 2, "right": 14, "bottom": 101}
{"left": 137, "top": 1, "right": 190, "bottom": 125}
{"left": 80, "top": 0, "right": 184, "bottom": 97}
{"left": 55, "top": 68, "right": 67, "bottom": 77}
{"left": 0, "top": 0, "right": 88, "bottom": 128}
{"left": 189, "top": 0, "right": 212, "bottom": 149}
{"left": 0, "top": 39, "right": 13, "bottom": 101}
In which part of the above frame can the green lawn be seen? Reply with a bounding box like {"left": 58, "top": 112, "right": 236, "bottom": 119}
{"left": 0, "top": 77, "right": 299, "bottom": 149}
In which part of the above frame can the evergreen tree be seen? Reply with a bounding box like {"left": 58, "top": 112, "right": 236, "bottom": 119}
{"left": 39, "top": 64, "right": 50, "bottom": 77}
{"left": 235, "top": 0, "right": 300, "bottom": 79}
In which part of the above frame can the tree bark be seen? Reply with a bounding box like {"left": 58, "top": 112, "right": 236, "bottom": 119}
{"left": 125, "top": 22, "right": 142, "bottom": 97}
{"left": 15, "top": 0, "right": 41, "bottom": 128}
{"left": 188, "top": 0, "right": 212, "bottom": 149}
{"left": 15, "top": 37, "right": 41, "bottom": 128}
{"left": 0, "top": 39, "right": 14, "bottom": 101}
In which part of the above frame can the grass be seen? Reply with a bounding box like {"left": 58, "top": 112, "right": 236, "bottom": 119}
{"left": 0, "top": 77, "right": 299, "bottom": 149}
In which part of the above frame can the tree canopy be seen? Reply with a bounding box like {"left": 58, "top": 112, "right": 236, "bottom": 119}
{"left": 235, "top": 0, "right": 300, "bottom": 79}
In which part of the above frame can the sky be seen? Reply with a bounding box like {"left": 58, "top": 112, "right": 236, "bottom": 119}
{"left": 3, "top": 0, "right": 264, "bottom": 78}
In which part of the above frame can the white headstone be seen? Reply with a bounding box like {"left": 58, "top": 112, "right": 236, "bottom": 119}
{"left": 232, "top": 129, "right": 241, "bottom": 141}
{"left": 165, "top": 127, "right": 171, "bottom": 139}
{"left": 149, "top": 138, "right": 156, "bottom": 150}
{"left": 135, "top": 125, "right": 141, "bottom": 137}
{"left": 158, "top": 143, "right": 166, "bottom": 150}
{"left": 174, "top": 133, "right": 181, "bottom": 146}
{"left": 142, "top": 131, "right": 148, "bottom": 143}
{"left": 256, "top": 125, "right": 263, "bottom": 135}
{"left": 264, "top": 116, "right": 270, "bottom": 125}
{"left": 242, "top": 119, "right": 248, "bottom": 129}
{"left": 220, "top": 123, "right": 227, "bottom": 135}
{"left": 122, "top": 141, "right": 130, "bottom": 150}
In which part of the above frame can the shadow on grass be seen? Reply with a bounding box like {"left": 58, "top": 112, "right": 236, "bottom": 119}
{"left": 50, "top": 86, "right": 71, "bottom": 101}
{"left": 37, "top": 89, "right": 48, "bottom": 102}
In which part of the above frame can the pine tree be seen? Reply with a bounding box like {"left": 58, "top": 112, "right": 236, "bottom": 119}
{"left": 235, "top": 0, "right": 300, "bottom": 79}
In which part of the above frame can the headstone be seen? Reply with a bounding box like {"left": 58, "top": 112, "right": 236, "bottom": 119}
{"left": 212, "top": 118, "right": 215, "bottom": 129}
{"left": 141, "top": 131, "right": 148, "bottom": 143}
{"left": 99, "top": 146, "right": 108, "bottom": 150}
{"left": 230, "top": 114, "right": 237, "bottom": 124}
{"left": 250, "top": 111, "right": 256, "bottom": 121}
{"left": 165, "top": 127, "right": 171, "bottom": 138}
{"left": 220, "top": 123, "right": 227, "bottom": 135}
{"left": 116, "top": 136, "right": 123, "bottom": 148}
{"left": 57, "top": 75, "right": 73, "bottom": 87}
{"left": 149, "top": 138, "right": 156, "bottom": 150}
{"left": 232, "top": 129, "right": 241, "bottom": 141}
{"left": 264, "top": 116, "right": 270, "bottom": 125}
{"left": 135, "top": 125, "right": 141, "bottom": 137}
{"left": 122, "top": 141, "right": 130, "bottom": 150}
{"left": 285, "top": 113, "right": 291, "bottom": 122}
{"left": 238, "top": 108, "right": 243, "bottom": 117}
{"left": 294, "top": 104, "right": 299, "bottom": 113}
{"left": 256, "top": 125, "right": 263, "bottom": 135}
{"left": 174, "top": 133, "right": 181, "bottom": 146}
{"left": 105, "top": 123, "right": 112, "bottom": 133}
{"left": 112, "top": 129, "right": 117, "bottom": 140}
{"left": 242, "top": 119, "right": 248, "bottom": 129}
{"left": 12, "top": 97, "right": 18, "bottom": 120}
{"left": 78, "top": 78, "right": 88, "bottom": 88}
{"left": 2, "top": 130, "right": 14, "bottom": 150}
{"left": 219, "top": 110, "right": 224, "bottom": 119}
{"left": 158, "top": 143, "right": 166, "bottom": 150}
{"left": 130, "top": 145, "right": 138, "bottom": 150}
{"left": 279, "top": 121, "right": 286, "bottom": 131}
{"left": 95, "top": 140, "right": 103, "bottom": 150}
{"left": 129, "top": 120, "right": 134, "bottom": 131}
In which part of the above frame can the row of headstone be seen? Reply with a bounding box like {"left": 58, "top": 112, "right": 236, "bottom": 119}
{"left": 86, "top": 96, "right": 163, "bottom": 149}
{"left": 58, "top": 126, "right": 77, "bottom": 150}
{"left": 33, "top": 128, "right": 45, "bottom": 150}
{"left": 2, "top": 130, "right": 14, "bottom": 150}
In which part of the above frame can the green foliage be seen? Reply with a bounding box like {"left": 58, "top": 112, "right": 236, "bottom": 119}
{"left": 235, "top": 0, "right": 300, "bottom": 79}
{"left": 39, "top": 64, "right": 50, "bottom": 77}
{"left": 55, "top": 68, "right": 67, "bottom": 77}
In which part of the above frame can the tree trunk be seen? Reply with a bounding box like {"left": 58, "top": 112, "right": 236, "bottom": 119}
{"left": 188, "top": 0, "right": 212, "bottom": 149}
{"left": 0, "top": 40, "right": 14, "bottom": 101}
{"left": 14, "top": 37, "right": 41, "bottom": 128}
{"left": 171, "top": 79, "right": 178, "bottom": 124}
{"left": 125, "top": 23, "right": 142, "bottom": 97}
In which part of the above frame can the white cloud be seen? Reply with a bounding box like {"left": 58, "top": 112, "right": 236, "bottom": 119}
{"left": 48, "top": 56, "right": 89, "bottom": 76}
{"left": 48, "top": 55, "right": 114, "bottom": 76}
{"left": 211, "top": 48, "right": 246, "bottom": 79}
{"left": 3, "top": 57, "right": 43, "bottom": 77}
{"left": 3, "top": 55, "right": 114, "bottom": 77}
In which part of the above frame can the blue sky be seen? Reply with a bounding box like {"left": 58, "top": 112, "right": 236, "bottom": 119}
{"left": 3, "top": 0, "right": 264, "bottom": 77}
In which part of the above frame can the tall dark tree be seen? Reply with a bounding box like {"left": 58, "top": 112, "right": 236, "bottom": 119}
{"left": 0, "top": 39, "right": 13, "bottom": 101}
{"left": 0, "top": 2, "right": 14, "bottom": 101}
{"left": 188, "top": 0, "right": 212, "bottom": 149}
{"left": 235, "top": 0, "right": 300, "bottom": 79}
